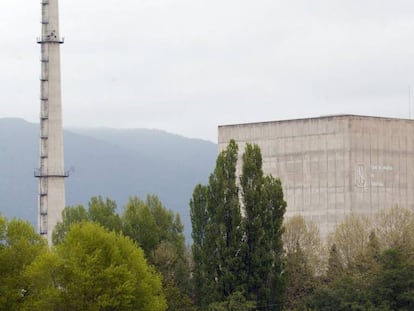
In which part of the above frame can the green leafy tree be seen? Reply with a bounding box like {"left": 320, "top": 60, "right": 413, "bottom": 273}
{"left": 284, "top": 242, "right": 317, "bottom": 310}
{"left": 355, "top": 231, "right": 381, "bottom": 287}
{"left": 308, "top": 275, "right": 373, "bottom": 311}
{"left": 208, "top": 292, "right": 256, "bottom": 311}
{"left": 0, "top": 216, "right": 47, "bottom": 310}
{"left": 123, "top": 196, "right": 160, "bottom": 254}
{"left": 163, "top": 284, "right": 197, "bottom": 311}
{"left": 55, "top": 194, "right": 192, "bottom": 309}
{"left": 20, "top": 252, "right": 65, "bottom": 310}
{"left": 207, "top": 140, "right": 245, "bottom": 304}
{"left": 282, "top": 217, "right": 323, "bottom": 309}
{"left": 191, "top": 140, "right": 245, "bottom": 308}
{"left": 326, "top": 244, "right": 345, "bottom": 283}
{"left": 370, "top": 248, "right": 414, "bottom": 310}
{"left": 308, "top": 245, "right": 414, "bottom": 311}
{"left": 241, "top": 144, "right": 286, "bottom": 309}
{"left": 52, "top": 196, "right": 121, "bottom": 245}
{"left": 52, "top": 205, "right": 88, "bottom": 245}
{"left": 328, "top": 213, "right": 372, "bottom": 270}
{"left": 190, "top": 141, "right": 286, "bottom": 310}
{"left": 283, "top": 215, "right": 323, "bottom": 275}
{"left": 24, "top": 222, "right": 166, "bottom": 311}
{"left": 190, "top": 184, "right": 209, "bottom": 306}
{"left": 123, "top": 195, "right": 186, "bottom": 257}
{"left": 262, "top": 175, "right": 287, "bottom": 309}
{"left": 123, "top": 195, "right": 192, "bottom": 309}
{"left": 374, "top": 206, "right": 414, "bottom": 255}
{"left": 241, "top": 143, "right": 268, "bottom": 304}
{"left": 0, "top": 214, "right": 6, "bottom": 241}
{"left": 87, "top": 196, "right": 122, "bottom": 232}
{"left": 307, "top": 211, "right": 414, "bottom": 311}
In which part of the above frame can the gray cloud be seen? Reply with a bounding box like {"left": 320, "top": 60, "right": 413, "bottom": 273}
{"left": 2, "top": 0, "right": 414, "bottom": 141}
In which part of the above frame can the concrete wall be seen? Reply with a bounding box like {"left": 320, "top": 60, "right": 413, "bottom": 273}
{"left": 218, "top": 115, "right": 414, "bottom": 238}
{"left": 38, "top": 0, "right": 66, "bottom": 245}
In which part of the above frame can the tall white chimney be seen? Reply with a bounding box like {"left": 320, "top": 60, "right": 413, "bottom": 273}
{"left": 36, "top": 0, "right": 68, "bottom": 244}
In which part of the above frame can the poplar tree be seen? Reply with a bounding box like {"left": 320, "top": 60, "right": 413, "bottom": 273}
{"left": 240, "top": 144, "right": 268, "bottom": 302}
{"left": 208, "top": 140, "right": 245, "bottom": 303}
{"left": 189, "top": 184, "right": 208, "bottom": 306}
{"left": 241, "top": 144, "right": 286, "bottom": 310}
{"left": 190, "top": 140, "right": 245, "bottom": 308}
{"left": 191, "top": 141, "right": 286, "bottom": 310}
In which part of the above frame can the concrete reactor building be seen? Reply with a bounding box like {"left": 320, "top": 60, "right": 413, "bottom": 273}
{"left": 218, "top": 115, "right": 414, "bottom": 237}
{"left": 35, "top": 0, "right": 68, "bottom": 244}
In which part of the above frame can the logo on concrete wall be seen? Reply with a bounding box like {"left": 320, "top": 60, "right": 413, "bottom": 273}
{"left": 355, "top": 164, "right": 366, "bottom": 187}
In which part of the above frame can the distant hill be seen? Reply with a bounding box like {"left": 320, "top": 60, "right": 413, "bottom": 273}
{"left": 0, "top": 118, "right": 217, "bottom": 241}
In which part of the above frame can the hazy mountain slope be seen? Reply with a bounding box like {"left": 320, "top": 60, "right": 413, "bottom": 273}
{"left": 0, "top": 118, "right": 217, "bottom": 239}
{"left": 69, "top": 128, "right": 216, "bottom": 169}
{"left": 0, "top": 118, "right": 39, "bottom": 223}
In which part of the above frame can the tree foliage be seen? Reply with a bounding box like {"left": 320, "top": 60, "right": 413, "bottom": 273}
{"left": 283, "top": 215, "right": 323, "bottom": 275}
{"left": 241, "top": 144, "right": 286, "bottom": 309}
{"left": 283, "top": 216, "right": 322, "bottom": 310}
{"left": 374, "top": 206, "right": 414, "bottom": 254}
{"left": 122, "top": 195, "right": 185, "bottom": 257}
{"left": 190, "top": 140, "right": 286, "bottom": 310}
{"left": 189, "top": 184, "right": 209, "bottom": 306}
{"left": 303, "top": 208, "right": 414, "bottom": 311}
{"left": 0, "top": 215, "right": 47, "bottom": 311}
{"left": 52, "top": 196, "right": 121, "bottom": 245}
{"left": 327, "top": 213, "right": 372, "bottom": 270}
{"left": 53, "top": 194, "right": 193, "bottom": 310}
{"left": 87, "top": 196, "right": 122, "bottom": 233}
{"left": 122, "top": 195, "right": 192, "bottom": 310}
{"left": 191, "top": 140, "right": 245, "bottom": 307}
{"left": 52, "top": 205, "right": 88, "bottom": 245}
{"left": 370, "top": 248, "right": 414, "bottom": 310}
{"left": 208, "top": 140, "right": 245, "bottom": 301}
{"left": 208, "top": 291, "right": 256, "bottom": 311}
{"left": 24, "top": 222, "right": 166, "bottom": 311}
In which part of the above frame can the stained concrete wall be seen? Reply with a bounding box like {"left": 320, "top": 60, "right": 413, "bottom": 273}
{"left": 218, "top": 115, "right": 414, "bottom": 238}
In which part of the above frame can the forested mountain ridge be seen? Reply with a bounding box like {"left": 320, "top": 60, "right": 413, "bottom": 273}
{"left": 0, "top": 118, "right": 217, "bottom": 239}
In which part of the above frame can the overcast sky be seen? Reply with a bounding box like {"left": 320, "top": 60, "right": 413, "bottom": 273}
{"left": 2, "top": 0, "right": 414, "bottom": 141}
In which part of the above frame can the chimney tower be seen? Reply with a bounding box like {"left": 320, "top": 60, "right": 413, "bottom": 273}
{"left": 35, "top": 0, "right": 68, "bottom": 244}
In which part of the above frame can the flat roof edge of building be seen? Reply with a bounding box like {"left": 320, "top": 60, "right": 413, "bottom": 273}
{"left": 218, "top": 114, "right": 414, "bottom": 128}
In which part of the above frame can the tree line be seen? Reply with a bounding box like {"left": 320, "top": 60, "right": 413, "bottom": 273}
{"left": 0, "top": 194, "right": 191, "bottom": 310}
{"left": 191, "top": 140, "right": 414, "bottom": 311}
{"left": 1, "top": 140, "right": 413, "bottom": 310}
{"left": 283, "top": 207, "right": 414, "bottom": 311}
